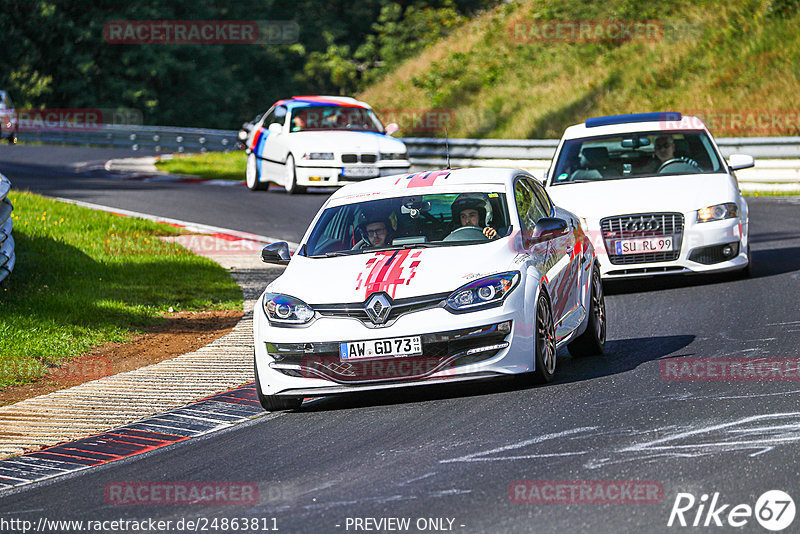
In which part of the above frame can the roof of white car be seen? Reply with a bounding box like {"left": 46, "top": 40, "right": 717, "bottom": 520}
{"left": 562, "top": 113, "right": 710, "bottom": 140}
{"left": 276, "top": 95, "right": 373, "bottom": 110}
{"left": 329, "top": 167, "right": 527, "bottom": 203}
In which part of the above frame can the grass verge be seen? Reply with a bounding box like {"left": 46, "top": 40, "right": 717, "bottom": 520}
{"left": 0, "top": 191, "right": 243, "bottom": 389}
{"left": 742, "top": 190, "right": 800, "bottom": 197}
{"left": 155, "top": 151, "right": 246, "bottom": 181}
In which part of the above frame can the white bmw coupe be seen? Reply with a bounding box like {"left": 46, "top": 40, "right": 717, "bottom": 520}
{"left": 253, "top": 168, "right": 606, "bottom": 410}
{"left": 245, "top": 96, "right": 410, "bottom": 194}
{"left": 545, "top": 112, "right": 753, "bottom": 279}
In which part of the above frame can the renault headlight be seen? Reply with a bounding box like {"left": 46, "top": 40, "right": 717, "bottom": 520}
{"left": 446, "top": 272, "right": 520, "bottom": 312}
{"left": 263, "top": 293, "right": 314, "bottom": 325}
{"left": 697, "top": 203, "right": 738, "bottom": 223}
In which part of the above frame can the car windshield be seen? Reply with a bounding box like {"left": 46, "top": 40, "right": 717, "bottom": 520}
{"left": 550, "top": 130, "right": 724, "bottom": 185}
{"left": 290, "top": 106, "right": 384, "bottom": 133}
{"left": 301, "top": 192, "right": 511, "bottom": 257}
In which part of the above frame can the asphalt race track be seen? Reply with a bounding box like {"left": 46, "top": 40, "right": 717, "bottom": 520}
{"left": 1, "top": 146, "right": 800, "bottom": 533}
{"left": 0, "top": 145, "right": 328, "bottom": 243}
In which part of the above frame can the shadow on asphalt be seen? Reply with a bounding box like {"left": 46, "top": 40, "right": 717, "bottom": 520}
{"left": 603, "top": 246, "right": 800, "bottom": 295}
{"left": 297, "top": 334, "right": 695, "bottom": 413}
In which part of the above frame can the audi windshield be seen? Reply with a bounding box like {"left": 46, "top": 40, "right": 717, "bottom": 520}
{"left": 551, "top": 131, "right": 724, "bottom": 184}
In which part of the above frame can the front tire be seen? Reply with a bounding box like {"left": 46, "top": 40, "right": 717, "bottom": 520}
{"left": 254, "top": 359, "right": 302, "bottom": 411}
{"left": 283, "top": 154, "right": 305, "bottom": 194}
{"left": 529, "top": 292, "right": 557, "bottom": 383}
{"left": 246, "top": 153, "right": 267, "bottom": 191}
{"left": 739, "top": 243, "right": 752, "bottom": 278}
{"left": 568, "top": 265, "right": 606, "bottom": 357}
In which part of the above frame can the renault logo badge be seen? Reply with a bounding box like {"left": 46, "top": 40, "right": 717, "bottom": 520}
{"left": 365, "top": 293, "right": 392, "bottom": 325}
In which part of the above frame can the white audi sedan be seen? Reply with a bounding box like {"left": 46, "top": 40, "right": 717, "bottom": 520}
{"left": 544, "top": 112, "right": 753, "bottom": 279}
{"left": 244, "top": 96, "right": 410, "bottom": 194}
{"left": 253, "top": 168, "right": 606, "bottom": 410}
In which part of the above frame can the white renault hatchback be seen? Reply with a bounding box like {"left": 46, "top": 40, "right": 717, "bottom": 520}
{"left": 253, "top": 168, "right": 606, "bottom": 410}
{"left": 544, "top": 112, "right": 753, "bottom": 279}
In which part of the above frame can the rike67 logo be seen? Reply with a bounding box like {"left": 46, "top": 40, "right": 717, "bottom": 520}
{"left": 668, "top": 490, "right": 795, "bottom": 531}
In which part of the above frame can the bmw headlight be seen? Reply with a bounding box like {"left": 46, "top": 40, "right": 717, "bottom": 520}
{"left": 380, "top": 152, "right": 406, "bottom": 161}
{"left": 303, "top": 152, "right": 334, "bottom": 160}
{"left": 446, "top": 272, "right": 520, "bottom": 312}
{"left": 263, "top": 293, "right": 314, "bottom": 325}
{"left": 697, "top": 202, "right": 738, "bottom": 223}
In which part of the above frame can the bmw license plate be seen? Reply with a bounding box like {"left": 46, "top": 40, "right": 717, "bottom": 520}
{"left": 615, "top": 236, "right": 675, "bottom": 255}
{"left": 340, "top": 336, "right": 422, "bottom": 360}
{"left": 341, "top": 166, "right": 379, "bottom": 178}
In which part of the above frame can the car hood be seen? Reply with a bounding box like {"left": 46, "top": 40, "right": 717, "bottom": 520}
{"left": 288, "top": 130, "right": 406, "bottom": 155}
{"left": 546, "top": 173, "right": 738, "bottom": 220}
{"left": 267, "top": 239, "right": 516, "bottom": 304}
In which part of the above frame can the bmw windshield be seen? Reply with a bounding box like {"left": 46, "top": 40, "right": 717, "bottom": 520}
{"left": 301, "top": 192, "right": 511, "bottom": 257}
{"left": 551, "top": 130, "right": 725, "bottom": 185}
{"left": 290, "top": 106, "right": 384, "bottom": 133}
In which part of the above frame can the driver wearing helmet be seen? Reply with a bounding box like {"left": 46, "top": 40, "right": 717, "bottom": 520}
{"left": 450, "top": 195, "right": 497, "bottom": 239}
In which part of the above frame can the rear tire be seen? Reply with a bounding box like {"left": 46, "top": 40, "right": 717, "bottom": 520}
{"left": 246, "top": 153, "right": 267, "bottom": 191}
{"left": 254, "top": 358, "right": 302, "bottom": 411}
{"left": 568, "top": 265, "right": 606, "bottom": 357}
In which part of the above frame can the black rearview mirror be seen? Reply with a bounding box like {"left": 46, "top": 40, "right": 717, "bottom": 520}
{"left": 261, "top": 242, "right": 291, "bottom": 265}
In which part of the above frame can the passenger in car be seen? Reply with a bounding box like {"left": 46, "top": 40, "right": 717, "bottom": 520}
{"left": 353, "top": 216, "right": 394, "bottom": 249}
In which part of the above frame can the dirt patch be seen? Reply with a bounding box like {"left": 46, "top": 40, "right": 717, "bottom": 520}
{"left": 0, "top": 308, "right": 243, "bottom": 407}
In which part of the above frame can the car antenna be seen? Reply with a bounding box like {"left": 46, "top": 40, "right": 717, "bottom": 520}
{"left": 445, "top": 127, "right": 451, "bottom": 169}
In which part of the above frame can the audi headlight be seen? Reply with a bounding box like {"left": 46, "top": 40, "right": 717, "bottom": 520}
{"left": 303, "top": 152, "right": 334, "bottom": 160}
{"left": 697, "top": 203, "right": 738, "bottom": 223}
{"left": 380, "top": 152, "right": 406, "bottom": 161}
{"left": 263, "top": 293, "right": 314, "bottom": 325}
{"left": 446, "top": 272, "right": 520, "bottom": 312}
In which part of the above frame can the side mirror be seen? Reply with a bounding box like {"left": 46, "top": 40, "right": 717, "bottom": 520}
{"left": 268, "top": 122, "right": 282, "bottom": 135}
{"left": 728, "top": 154, "right": 754, "bottom": 171}
{"left": 525, "top": 218, "right": 569, "bottom": 248}
{"left": 261, "top": 242, "right": 291, "bottom": 265}
{"left": 384, "top": 123, "right": 399, "bottom": 136}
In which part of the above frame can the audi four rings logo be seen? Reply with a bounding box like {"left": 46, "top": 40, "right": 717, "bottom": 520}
{"left": 625, "top": 217, "right": 660, "bottom": 232}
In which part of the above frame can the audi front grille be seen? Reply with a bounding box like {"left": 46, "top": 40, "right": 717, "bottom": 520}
{"left": 600, "top": 212, "right": 684, "bottom": 265}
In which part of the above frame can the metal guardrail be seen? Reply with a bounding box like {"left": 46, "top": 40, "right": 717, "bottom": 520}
{"left": 0, "top": 173, "right": 15, "bottom": 284}
{"left": 16, "top": 126, "right": 800, "bottom": 189}
{"left": 18, "top": 125, "right": 800, "bottom": 159}
{"left": 19, "top": 124, "right": 238, "bottom": 153}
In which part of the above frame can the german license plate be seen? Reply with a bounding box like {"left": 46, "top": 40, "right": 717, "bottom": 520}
{"left": 342, "top": 166, "right": 379, "bottom": 178}
{"left": 340, "top": 336, "right": 422, "bottom": 360}
{"left": 615, "top": 236, "right": 675, "bottom": 255}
